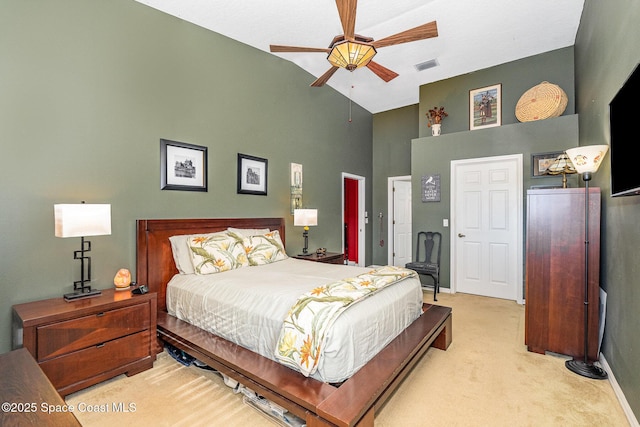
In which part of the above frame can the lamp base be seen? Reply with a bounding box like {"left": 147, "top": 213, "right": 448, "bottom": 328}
{"left": 565, "top": 359, "right": 608, "bottom": 380}
{"left": 64, "top": 289, "right": 102, "bottom": 301}
{"left": 297, "top": 252, "right": 313, "bottom": 257}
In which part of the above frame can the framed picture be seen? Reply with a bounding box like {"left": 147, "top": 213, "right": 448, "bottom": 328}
{"left": 531, "top": 151, "right": 563, "bottom": 177}
{"left": 290, "top": 163, "right": 303, "bottom": 214}
{"left": 469, "top": 84, "right": 502, "bottom": 130}
{"left": 237, "top": 153, "right": 268, "bottom": 195}
{"left": 421, "top": 174, "right": 441, "bottom": 202}
{"left": 160, "top": 139, "right": 207, "bottom": 192}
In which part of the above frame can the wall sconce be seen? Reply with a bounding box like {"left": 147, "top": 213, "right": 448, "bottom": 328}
{"left": 54, "top": 202, "right": 111, "bottom": 301}
{"left": 294, "top": 209, "right": 317, "bottom": 256}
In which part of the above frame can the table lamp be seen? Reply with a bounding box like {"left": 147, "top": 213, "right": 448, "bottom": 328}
{"left": 54, "top": 202, "right": 111, "bottom": 301}
{"left": 293, "top": 209, "right": 317, "bottom": 256}
{"left": 545, "top": 152, "right": 576, "bottom": 188}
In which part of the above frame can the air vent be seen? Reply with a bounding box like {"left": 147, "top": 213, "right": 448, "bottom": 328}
{"left": 414, "top": 59, "right": 439, "bottom": 72}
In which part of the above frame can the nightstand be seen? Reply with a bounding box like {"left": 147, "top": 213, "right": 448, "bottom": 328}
{"left": 293, "top": 252, "right": 345, "bottom": 265}
{"left": 12, "top": 289, "right": 157, "bottom": 397}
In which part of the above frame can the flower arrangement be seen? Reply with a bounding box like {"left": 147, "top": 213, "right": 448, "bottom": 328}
{"left": 426, "top": 106, "right": 448, "bottom": 127}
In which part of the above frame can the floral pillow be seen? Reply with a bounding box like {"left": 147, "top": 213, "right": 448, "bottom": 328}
{"left": 169, "top": 231, "right": 228, "bottom": 275}
{"left": 188, "top": 233, "right": 249, "bottom": 274}
{"left": 243, "top": 230, "right": 288, "bottom": 266}
{"left": 226, "top": 227, "right": 270, "bottom": 237}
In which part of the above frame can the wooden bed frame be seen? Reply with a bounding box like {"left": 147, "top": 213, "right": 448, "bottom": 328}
{"left": 136, "top": 217, "right": 452, "bottom": 427}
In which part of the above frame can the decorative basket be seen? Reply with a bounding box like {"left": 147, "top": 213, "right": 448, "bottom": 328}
{"left": 515, "top": 82, "right": 568, "bottom": 122}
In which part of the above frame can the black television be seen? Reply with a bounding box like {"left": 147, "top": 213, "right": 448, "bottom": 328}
{"left": 610, "top": 63, "right": 640, "bottom": 197}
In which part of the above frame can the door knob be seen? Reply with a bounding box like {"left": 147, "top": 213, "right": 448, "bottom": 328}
{"left": 458, "top": 233, "right": 466, "bottom": 238}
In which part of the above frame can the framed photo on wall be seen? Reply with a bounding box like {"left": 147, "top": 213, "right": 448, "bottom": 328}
{"left": 237, "top": 153, "right": 268, "bottom": 195}
{"left": 160, "top": 139, "right": 207, "bottom": 192}
{"left": 290, "top": 163, "right": 303, "bottom": 214}
{"left": 469, "top": 84, "right": 502, "bottom": 130}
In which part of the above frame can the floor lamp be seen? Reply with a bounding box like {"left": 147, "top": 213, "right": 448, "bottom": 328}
{"left": 564, "top": 145, "right": 609, "bottom": 380}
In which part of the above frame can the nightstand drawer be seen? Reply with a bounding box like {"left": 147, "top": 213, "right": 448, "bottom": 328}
{"left": 39, "top": 331, "right": 150, "bottom": 390}
{"left": 36, "top": 303, "right": 150, "bottom": 360}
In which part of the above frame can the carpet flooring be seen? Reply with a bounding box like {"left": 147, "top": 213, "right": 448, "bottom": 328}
{"left": 66, "top": 292, "right": 630, "bottom": 426}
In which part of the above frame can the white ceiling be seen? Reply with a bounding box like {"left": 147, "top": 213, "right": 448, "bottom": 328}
{"left": 135, "top": 0, "right": 584, "bottom": 114}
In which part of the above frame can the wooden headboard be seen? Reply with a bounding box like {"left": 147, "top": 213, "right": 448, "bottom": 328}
{"left": 136, "top": 218, "right": 286, "bottom": 312}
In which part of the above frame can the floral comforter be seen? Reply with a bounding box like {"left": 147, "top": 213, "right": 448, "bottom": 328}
{"left": 274, "top": 265, "right": 418, "bottom": 377}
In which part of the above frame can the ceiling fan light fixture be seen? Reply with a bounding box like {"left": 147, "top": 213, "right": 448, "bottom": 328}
{"left": 327, "top": 40, "right": 376, "bottom": 71}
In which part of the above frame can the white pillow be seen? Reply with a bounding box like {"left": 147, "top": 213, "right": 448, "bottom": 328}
{"left": 169, "top": 234, "right": 195, "bottom": 274}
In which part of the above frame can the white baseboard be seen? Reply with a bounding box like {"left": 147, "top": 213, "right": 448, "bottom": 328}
{"left": 600, "top": 353, "right": 639, "bottom": 427}
{"left": 420, "top": 285, "right": 451, "bottom": 294}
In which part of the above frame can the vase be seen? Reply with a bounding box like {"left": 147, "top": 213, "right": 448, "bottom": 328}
{"left": 431, "top": 123, "right": 441, "bottom": 136}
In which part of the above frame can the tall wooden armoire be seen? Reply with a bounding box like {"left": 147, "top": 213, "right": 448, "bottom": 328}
{"left": 525, "top": 188, "right": 601, "bottom": 361}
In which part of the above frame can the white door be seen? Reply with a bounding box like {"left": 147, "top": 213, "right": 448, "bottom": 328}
{"left": 391, "top": 179, "right": 412, "bottom": 266}
{"left": 451, "top": 154, "right": 523, "bottom": 301}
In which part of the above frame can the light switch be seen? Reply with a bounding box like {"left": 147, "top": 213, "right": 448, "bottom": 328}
{"left": 443, "top": 219, "right": 449, "bottom": 227}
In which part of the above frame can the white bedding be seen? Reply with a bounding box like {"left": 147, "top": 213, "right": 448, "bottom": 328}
{"left": 166, "top": 258, "right": 423, "bottom": 383}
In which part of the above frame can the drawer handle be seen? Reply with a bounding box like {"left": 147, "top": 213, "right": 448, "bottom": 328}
{"left": 96, "top": 343, "right": 105, "bottom": 349}
{"left": 96, "top": 312, "right": 105, "bottom": 317}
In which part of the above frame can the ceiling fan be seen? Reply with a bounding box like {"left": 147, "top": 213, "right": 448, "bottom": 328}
{"left": 270, "top": 0, "right": 438, "bottom": 87}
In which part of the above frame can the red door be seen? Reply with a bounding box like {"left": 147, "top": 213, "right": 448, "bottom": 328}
{"left": 344, "top": 178, "right": 359, "bottom": 263}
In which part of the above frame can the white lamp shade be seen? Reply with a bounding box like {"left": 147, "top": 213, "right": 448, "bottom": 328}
{"left": 294, "top": 209, "right": 318, "bottom": 227}
{"left": 54, "top": 204, "right": 112, "bottom": 238}
{"left": 565, "top": 145, "right": 609, "bottom": 174}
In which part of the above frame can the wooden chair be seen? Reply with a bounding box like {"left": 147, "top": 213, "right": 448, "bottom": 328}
{"left": 405, "top": 231, "right": 442, "bottom": 301}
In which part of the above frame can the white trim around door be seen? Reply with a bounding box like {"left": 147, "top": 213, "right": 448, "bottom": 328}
{"left": 387, "top": 175, "right": 412, "bottom": 266}
{"left": 342, "top": 172, "right": 366, "bottom": 266}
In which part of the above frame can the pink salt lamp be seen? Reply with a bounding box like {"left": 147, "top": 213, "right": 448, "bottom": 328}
{"left": 113, "top": 268, "right": 132, "bottom": 291}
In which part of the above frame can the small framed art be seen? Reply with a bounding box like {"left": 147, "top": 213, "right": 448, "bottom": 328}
{"left": 531, "top": 151, "right": 563, "bottom": 177}
{"left": 290, "top": 162, "right": 303, "bottom": 213}
{"left": 160, "top": 139, "right": 207, "bottom": 192}
{"left": 469, "top": 84, "right": 502, "bottom": 130}
{"left": 237, "top": 153, "right": 268, "bottom": 195}
{"left": 421, "top": 174, "right": 441, "bottom": 202}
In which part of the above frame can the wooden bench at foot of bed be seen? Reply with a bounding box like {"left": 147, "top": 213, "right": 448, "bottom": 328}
{"left": 156, "top": 303, "right": 452, "bottom": 427}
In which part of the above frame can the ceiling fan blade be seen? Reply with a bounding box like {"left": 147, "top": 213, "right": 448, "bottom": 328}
{"left": 366, "top": 61, "right": 399, "bottom": 82}
{"left": 310, "top": 66, "right": 339, "bottom": 87}
{"left": 372, "top": 21, "right": 438, "bottom": 49}
{"left": 335, "top": 0, "right": 357, "bottom": 40}
{"left": 270, "top": 45, "right": 330, "bottom": 53}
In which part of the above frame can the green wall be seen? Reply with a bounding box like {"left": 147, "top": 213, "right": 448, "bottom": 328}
{"left": 0, "top": 0, "right": 372, "bottom": 353}
{"left": 410, "top": 48, "right": 577, "bottom": 290}
{"left": 371, "top": 104, "right": 419, "bottom": 264}
{"left": 372, "top": 48, "right": 577, "bottom": 270}
{"left": 576, "top": 0, "right": 640, "bottom": 419}
{"left": 418, "top": 47, "right": 575, "bottom": 138}
{"left": 411, "top": 115, "right": 578, "bottom": 291}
